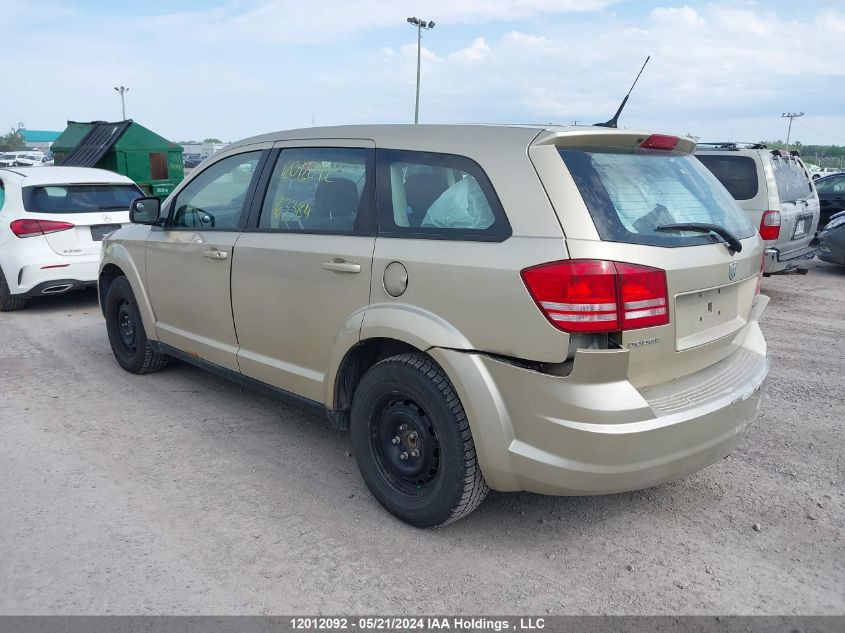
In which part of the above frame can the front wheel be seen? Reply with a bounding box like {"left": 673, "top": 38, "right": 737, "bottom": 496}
{"left": 350, "top": 353, "right": 488, "bottom": 528}
{"left": 104, "top": 276, "right": 169, "bottom": 374}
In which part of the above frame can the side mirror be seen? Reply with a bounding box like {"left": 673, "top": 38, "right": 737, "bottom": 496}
{"left": 130, "top": 196, "right": 161, "bottom": 224}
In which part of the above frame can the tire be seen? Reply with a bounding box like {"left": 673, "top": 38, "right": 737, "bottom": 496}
{"left": 104, "top": 276, "right": 169, "bottom": 374}
{"left": 350, "top": 352, "right": 488, "bottom": 528}
{"left": 0, "top": 267, "right": 26, "bottom": 312}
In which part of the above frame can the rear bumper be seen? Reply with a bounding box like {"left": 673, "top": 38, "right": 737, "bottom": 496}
{"left": 25, "top": 278, "right": 96, "bottom": 297}
{"left": 763, "top": 239, "right": 819, "bottom": 274}
{"left": 430, "top": 295, "right": 769, "bottom": 495}
{"left": 2, "top": 250, "right": 100, "bottom": 296}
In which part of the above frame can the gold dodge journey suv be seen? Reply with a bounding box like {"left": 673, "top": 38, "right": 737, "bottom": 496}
{"left": 99, "top": 125, "right": 769, "bottom": 527}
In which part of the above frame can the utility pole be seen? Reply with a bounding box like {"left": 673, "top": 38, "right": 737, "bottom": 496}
{"left": 781, "top": 112, "right": 804, "bottom": 150}
{"left": 407, "top": 17, "right": 435, "bottom": 124}
{"left": 114, "top": 85, "right": 129, "bottom": 120}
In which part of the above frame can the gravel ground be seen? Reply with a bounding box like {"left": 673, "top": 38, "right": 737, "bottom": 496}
{"left": 1, "top": 260, "right": 843, "bottom": 615}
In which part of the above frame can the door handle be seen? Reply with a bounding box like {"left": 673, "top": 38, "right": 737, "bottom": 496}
{"left": 203, "top": 249, "right": 228, "bottom": 260}
{"left": 322, "top": 259, "right": 361, "bottom": 274}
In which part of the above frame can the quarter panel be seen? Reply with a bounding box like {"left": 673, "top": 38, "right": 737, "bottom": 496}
{"left": 367, "top": 236, "right": 572, "bottom": 364}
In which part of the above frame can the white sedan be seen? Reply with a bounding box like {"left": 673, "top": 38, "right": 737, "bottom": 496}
{"left": 0, "top": 166, "right": 144, "bottom": 311}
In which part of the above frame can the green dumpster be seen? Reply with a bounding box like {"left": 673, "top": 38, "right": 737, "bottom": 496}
{"left": 52, "top": 120, "right": 184, "bottom": 201}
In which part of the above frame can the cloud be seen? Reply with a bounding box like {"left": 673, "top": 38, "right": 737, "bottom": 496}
{"left": 651, "top": 6, "right": 706, "bottom": 28}
{"left": 449, "top": 38, "right": 491, "bottom": 64}
{"left": 142, "top": 0, "right": 623, "bottom": 45}
{"left": 1, "top": 1, "right": 843, "bottom": 145}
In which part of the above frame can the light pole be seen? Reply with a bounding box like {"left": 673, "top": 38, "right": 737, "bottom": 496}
{"left": 114, "top": 85, "right": 129, "bottom": 120}
{"left": 407, "top": 17, "right": 435, "bottom": 124}
{"left": 781, "top": 112, "right": 804, "bottom": 150}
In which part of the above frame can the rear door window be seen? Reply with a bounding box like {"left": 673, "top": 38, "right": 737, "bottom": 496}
{"left": 257, "top": 147, "right": 371, "bottom": 234}
{"left": 559, "top": 149, "right": 754, "bottom": 247}
{"left": 771, "top": 155, "right": 812, "bottom": 202}
{"left": 23, "top": 184, "right": 143, "bottom": 213}
{"left": 695, "top": 154, "right": 759, "bottom": 200}
{"left": 376, "top": 149, "right": 510, "bottom": 240}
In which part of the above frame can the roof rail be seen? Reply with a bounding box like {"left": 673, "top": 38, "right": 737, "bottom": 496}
{"left": 697, "top": 141, "right": 768, "bottom": 150}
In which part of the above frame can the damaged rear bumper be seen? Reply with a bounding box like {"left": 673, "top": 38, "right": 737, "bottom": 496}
{"left": 430, "top": 295, "right": 770, "bottom": 495}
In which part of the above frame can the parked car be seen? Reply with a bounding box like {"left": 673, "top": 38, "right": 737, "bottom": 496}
{"left": 99, "top": 125, "right": 769, "bottom": 527}
{"left": 695, "top": 143, "right": 820, "bottom": 274}
{"left": 812, "top": 167, "right": 842, "bottom": 181}
{"left": 15, "top": 153, "right": 49, "bottom": 167}
{"left": 818, "top": 210, "right": 845, "bottom": 266}
{"left": 0, "top": 166, "right": 143, "bottom": 311}
{"left": 183, "top": 153, "right": 203, "bottom": 168}
{"left": 814, "top": 172, "right": 845, "bottom": 230}
{"left": 0, "top": 151, "right": 30, "bottom": 167}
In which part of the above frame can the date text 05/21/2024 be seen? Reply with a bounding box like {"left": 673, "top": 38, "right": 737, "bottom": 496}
{"left": 289, "top": 617, "right": 547, "bottom": 631}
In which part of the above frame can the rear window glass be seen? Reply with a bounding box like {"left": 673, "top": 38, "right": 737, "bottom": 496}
{"left": 0, "top": 180, "right": 5, "bottom": 211}
{"left": 376, "top": 149, "right": 510, "bottom": 241}
{"left": 815, "top": 175, "right": 845, "bottom": 194}
{"left": 771, "top": 156, "right": 812, "bottom": 202}
{"left": 24, "top": 184, "right": 143, "bottom": 213}
{"left": 696, "top": 154, "right": 759, "bottom": 200}
{"left": 559, "top": 149, "right": 755, "bottom": 248}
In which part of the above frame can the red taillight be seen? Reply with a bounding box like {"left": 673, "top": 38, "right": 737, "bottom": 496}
{"left": 639, "top": 134, "right": 679, "bottom": 150}
{"left": 521, "top": 260, "right": 669, "bottom": 333}
{"left": 759, "top": 210, "right": 781, "bottom": 241}
{"left": 615, "top": 262, "right": 669, "bottom": 329}
{"left": 10, "top": 219, "right": 75, "bottom": 238}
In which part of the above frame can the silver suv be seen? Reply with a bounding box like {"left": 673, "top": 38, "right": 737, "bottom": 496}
{"left": 99, "top": 125, "right": 769, "bottom": 527}
{"left": 695, "top": 143, "right": 820, "bottom": 274}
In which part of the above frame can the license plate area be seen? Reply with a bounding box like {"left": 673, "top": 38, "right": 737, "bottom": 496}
{"left": 90, "top": 224, "right": 122, "bottom": 241}
{"left": 793, "top": 214, "right": 812, "bottom": 239}
{"left": 674, "top": 278, "right": 755, "bottom": 351}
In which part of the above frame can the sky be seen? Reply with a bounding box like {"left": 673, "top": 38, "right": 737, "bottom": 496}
{"left": 3, "top": 0, "right": 844, "bottom": 146}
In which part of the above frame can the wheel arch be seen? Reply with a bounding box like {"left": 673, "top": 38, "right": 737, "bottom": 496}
{"left": 324, "top": 304, "right": 475, "bottom": 426}
{"left": 99, "top": 243, "right": 157, "bottom": 341}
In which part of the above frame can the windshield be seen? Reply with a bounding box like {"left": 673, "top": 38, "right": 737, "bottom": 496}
{"left": 24, "top": 184, "right": 143, "bottom": 213}
{"left": 559, "top": 149, "right": 755, "bottom": 248}
{"left": 814, "top": 174, "right": 845, "bottom": 194}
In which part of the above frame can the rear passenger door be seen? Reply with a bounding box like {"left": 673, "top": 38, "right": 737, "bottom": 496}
{"left": 231, "top": 140, "right": 376, "bottom": 403}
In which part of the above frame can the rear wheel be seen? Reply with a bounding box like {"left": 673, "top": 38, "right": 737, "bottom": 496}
{"left": 0, "top": 267, "right": 26, "bottom": 312}
{"left": 350, "top": 353, "right": 488, "bottom": 528}
{"left": 104, "top": 276, "right": 169, "bottom": 374}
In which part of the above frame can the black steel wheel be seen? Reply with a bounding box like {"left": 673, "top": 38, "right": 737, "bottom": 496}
{"left": 115, "top": 299, "right": 137, "bottom": 353}
{"left": 370, "top": 395, "right": 441, "bottom": 497}
{"left": 350, "top": 352, "right": 488, "bottom": 528}
{"left": 104, "top": 276, "right": 169, "bottom": 374}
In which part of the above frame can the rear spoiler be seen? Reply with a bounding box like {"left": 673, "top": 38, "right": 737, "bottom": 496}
{"left": 697, "top": 141, "right": 767, "bottom": 150}
{"left": 532, "top": 129, "right": 697, "bottom": 154}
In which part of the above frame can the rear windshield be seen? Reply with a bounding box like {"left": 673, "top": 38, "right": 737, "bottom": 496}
{"left": 559, "top": 149, "right": 755, "bottom": 248}
{"left": 23, "top": 184, "right": 143, "bottom": 213}
{"left": 696, "top": 154, "right": 759, "bottom": 200}
{"left": 771, "top": 156, "right": 812, "bottom": 202}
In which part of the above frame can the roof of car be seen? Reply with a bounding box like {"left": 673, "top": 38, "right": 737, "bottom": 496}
{"left": 0, "top": 166, "right": 135, "bottom": 186}
{"left": 226, "top": 123, "right": 694, "bottom": 153}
